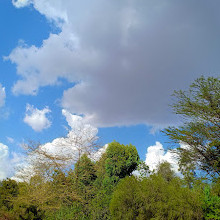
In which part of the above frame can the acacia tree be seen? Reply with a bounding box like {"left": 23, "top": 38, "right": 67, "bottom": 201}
{"left": 164, "top": 76, "right": 220, "bottom": 178}
{"left": 15, "top": 118, "right": 99, "bottom": 182}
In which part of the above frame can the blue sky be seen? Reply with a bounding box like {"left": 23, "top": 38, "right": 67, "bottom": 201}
{"left": 0, "top": 0, "right": 219, "bottom": 180}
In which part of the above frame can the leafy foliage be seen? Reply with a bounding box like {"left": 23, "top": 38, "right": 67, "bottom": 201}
{"left": 0, "top": 179, "right": 18, "bottom": 211}
{"left": 0, "top": 128, "right": 219, "bottom": 219}
{"left": 202, "top": 186, "right": 220, "bottom": 219}
{"left": 105, "top": 141, "right": 139, "bottom": 178}
{"left": 110, "top": 174, "right": 203, "bottom": 220}
{"left": 164, "top": 76, "right": 220, "bottom": 178}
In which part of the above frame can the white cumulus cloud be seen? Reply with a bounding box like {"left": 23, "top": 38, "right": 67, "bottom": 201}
{"left": 14, "top": 110, "right": 100, "bottom": 181}
{"left": 90, "top": 144, "right": 108, "bottom": 161}
{"left": 40, "top": 109, "right": 98, "bottom": 161}
{"left": 24, "top": 104, "right": 51, "bottom": 132}
{"left": 145, "top": 141, "right": 179, "bottom": 173}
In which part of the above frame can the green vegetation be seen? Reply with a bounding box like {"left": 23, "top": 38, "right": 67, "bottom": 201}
{"left": 0, "top": 76, "right": 219, "bottom": 219}
{"left": 164, "top": 76, "right": 220, "bottom": 179}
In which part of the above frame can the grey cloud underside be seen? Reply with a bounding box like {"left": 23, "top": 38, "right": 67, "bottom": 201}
{"left": 9, "top": 0, "right": 220, "bottom": 127}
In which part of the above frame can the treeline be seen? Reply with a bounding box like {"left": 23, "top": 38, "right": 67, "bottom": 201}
{"left": 0, "top": 141, "right": 219, "bottom": 219}
{"left": 0, "top": 76, "right": 220, "bottom": 219}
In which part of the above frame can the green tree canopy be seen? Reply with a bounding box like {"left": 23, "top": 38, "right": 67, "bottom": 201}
{"left": 156, "top": 161, "right": 175, "bottom": 182}
{"left": 164, "top": 76, "right": 220, "bottom": 178}
{"left": 0, "top": 179, "right": 18, "bottom": 211}
{"left": 105, "top": 141, "right": 140, "bottom": 178}
{"left": 110, "top": 175, "right": 203, "bottom": 220}
{"left": 74, "top": 153, "right": 97, "bottom": 186}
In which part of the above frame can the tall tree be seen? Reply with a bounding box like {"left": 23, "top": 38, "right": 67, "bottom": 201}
{"left": 74, "top": 153, "right": 97, "bottom": 187}
{"left": 164, "top": 76, "right": 220, "bottom": 178}
{"left": 90, "top": 141, "right": 140, "bottom": 219}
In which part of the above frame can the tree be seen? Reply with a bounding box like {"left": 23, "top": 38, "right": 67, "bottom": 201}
{"left": 70, "top": 154, "right": 97, "bottom": 219}
{"left": 89, "top": 141, "right": 140, "bottom": 220}
{"left": 105, "top": 141, "right": 140, "bottom": 178}
{"left": 0, "top": 179, "right": 18, "bottom": 211}
{"left": 110, "top": 175, "right": 203, "bottom": 220}
{"left": 74, "top": 153, "right": 97, "bottom": 187}
{"left": 164, "top": 76, "right": 220, "bottom": 178}
{"left": 202, "top": 186, "right": 220, "bottom": 219}
{"left": 14, "top": 118, "right": 99, "bottom": 182}
{"left": 156, "top": 161, "right": 175, "bottom": 182}
{"left": 109, "top": 176, "right": 143, "bottom": 220}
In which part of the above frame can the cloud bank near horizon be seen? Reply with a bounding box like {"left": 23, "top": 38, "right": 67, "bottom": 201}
{"left": 8, "top": 0, "right": 220, "bottom": 128}
{"left": 2, "top": 110, "right": 182, "bottom": 180}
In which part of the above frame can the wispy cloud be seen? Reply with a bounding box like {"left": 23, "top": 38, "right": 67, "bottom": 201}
{"left": 7, "top": 137, "right": 15, "bottom": 144}
{"left": 0, "top": 84, "right": 6, "bottom": 108}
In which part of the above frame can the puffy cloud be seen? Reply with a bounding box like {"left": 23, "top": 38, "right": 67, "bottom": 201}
{"left": 90, "top": 144, "right": 108, "bottom": 161}
{"left": 12, "top": 0, "right": 31, "bottom": 8}
{"left": 39, "top": 109, "right": 98, "bottom": 160}
{"left": 62, "top": 109, "right": 88, "bottom": 130}
{"left": 145, "top": 141, "right": 179, "bottom": 173}
{"left": 24, "top": 104, "right": 51, "bottom": 132}
{"left": 8, "top": 1, "right": 220, "bottom": 128}
{"left": 0, "top": 84, "right": 6, "bottom": 108}
{"left": 14, "top": 110, "right": 99, "bottom": 181}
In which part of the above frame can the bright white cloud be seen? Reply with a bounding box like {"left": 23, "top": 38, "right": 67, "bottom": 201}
{"left": 145, "top": 141, "right": 179, "bottom": 173}
{"left": 0, "top": 143, "right": 9, "bottom": 180}
{"left": 24, "top": 104, "right": 51, "bottom": 132}
{"left": 14, "top": 110, "right": 99, "bottom": 181}
{"left": 0, "top": 84, "right": 6, "bottom": 108}
{"left": 62, "top": 109, "right": 86, "bottom": 130}
{"left": 0, "top": 143, "right": 23, "bottom": 180}
{"left": 8, "top": 1, "right": 220, "bottom": 128}
{"left": 12, "top": 0, "right": 31, "bottom": 8}
{"left": 90, "top": 144, "right": 108, "bottom": 161}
